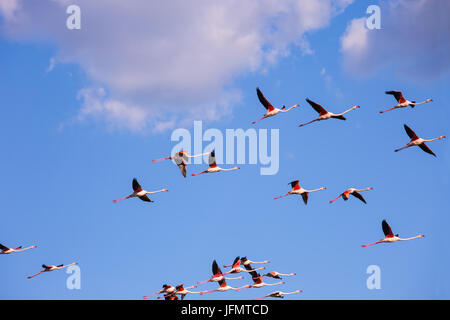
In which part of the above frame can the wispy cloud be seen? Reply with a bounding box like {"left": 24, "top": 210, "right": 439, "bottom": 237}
{"left": 1, "top": 0, "right": 354, "bottom": 132}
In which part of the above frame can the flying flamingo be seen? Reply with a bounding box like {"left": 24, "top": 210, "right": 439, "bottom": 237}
{"left": 362, "top": 220, "right": 424, "bottom": 248}
{"left": 237, "top": 270, "right": 284, "bottom": 291}
{"left": 298, "top": 98, "right": 360, "bottom": 127}
{"left": 222, "top": 256, "right": 265, "bottom": 275}
{"left": 394, "top": 124, "right": 445, "bottom": 157}
{"left": 27, "top": 263, "right": 78, "bottom": 279}
{"left": 152, "top": 150, "right": 210, "bottom": 177}
{"left": 158, "top": 284, "right": 202, "bottom": 300}
{"left": 191, "top": 150, "right": 239, "bottom": 176}
{"left": 380, "top": 90, "right": 432, "bottom": 114}
{"left": 113, "top": 178, "right": 168, "bottom": 203}
{"left": 253, "top": 290, "right": 302, "bottom": 300}
{"left": 251, "top": 87, "right": 299, "bottom": 124}
{"left": 199, "top": 277, "right": 249, "bottom": 295}
{"left": 274, "top": 180, "right": 326, "bottom": 205}
{"left": 329, "top": 187, "right": 373, "bottom": 204}
{"left": 197, "top": 260, "right": 244, "bottom": 285}
{"left": 223, "top": 256, "right": 270, "bottom": 268}
{"left": 143, "top": 284, "right": 176, "bottom": 299}
{"left": 0, "top": 243, "right": 37, "bottom": 255}
{"left": 262, "top": 271, "right": 296, "bottom": 280}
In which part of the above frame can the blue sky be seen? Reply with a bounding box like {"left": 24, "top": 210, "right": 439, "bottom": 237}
{"left": 1, "top": 0, "right": 449, "bottom": 300}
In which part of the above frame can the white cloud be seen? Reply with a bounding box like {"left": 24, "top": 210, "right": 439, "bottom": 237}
{"left": 340, "top": 0, "right": 450, "bottom": 81}
{"left": 1, "top": 0, "right": 354, "bottom": 132}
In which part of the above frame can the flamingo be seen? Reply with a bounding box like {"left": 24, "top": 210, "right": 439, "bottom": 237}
{"left": 191, "top": 150, "right": 239, "bottom": 176}
{"left": 113, "top": 178, "right": 168, "bottom": 203}
{"left": 158, "top": 284, "right": 202, "bottom": 300}
{"left": 262, "top": 271, "right": 296, "bottom": 280}
{"left": 152, "top": 150, "right": 210, "bottom": 177}
{"left": 362, "top": 220, "right": 424, "bottom": 247}
{"left": 253, "top": 290, "right": 302, "bottom": 300}
{"left": 251, "top": 88, "right": 299, "bottom": 124}
{"left": 143, "top": 284, "right": 176, "bottom": 299}
{"left": 197, "top": 260, "right": 244, "bottom": 285}
{"left": 329, "top": 187, "right": 373, "bottom": 204}
{"left": 223, "top": 256, "right": 270, "bottom": 268}
{"left": 222, "top": 256, "right": 265, "bottom": 275}
{"left": 0, "top": 243, "right": 37, "bottom": 255}
{"left": 380, "top": 90, "right": 432, "bottom": 114}
{"left": 394, "top": 124, "right": 445, "bottom": 157}
{"left": 274, "top": 180, "right": 326, "bottom": 205}
{"left": 27, "top": 262, "right": 78, "bottom": 279}
{"left": 298, "top": 98, "right": 359, "bottom": 127}
{"left": 237, "top": 269, "right": 284, "bottom": 291}
{"left": 199, "top": 277, "right": 249, "bottom": 295}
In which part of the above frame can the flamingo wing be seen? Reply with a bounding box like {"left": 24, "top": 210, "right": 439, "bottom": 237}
{"left": 386, "top": 90, "right": 405, "bottom": 103}
{"left": 212, "top": 260, "right": 223, "bottom": 276}
{"left": 0, "top": 244, "right": 10, "bottom": 251}
{"left": 419, "top": 143, "right": 436, "bottom": 157}
{"left": 382, "top": 220, "right": 394, "bottom": 237}
{"left": 208, "top": 150, "right": 217, "bottom": 168}
{"left": 403, "top": 124, "right": 419, "bottom": 140}
{"left": 301, "top": 192, "right": 309, "bottom": 205}
{"left": 231, "top": 256, "right": 241, "bottom": 268}
{"left": 132, "top": 178, "right": 142, "bottom": 191}
{"left": 139, "top": 195, "right": 153, "bottom": 202}
{"left": 256, "top": 88, "right": 274, "bottom": 111}
{"left": 351, "top": 191, "right": 367, "bottom": 204}
{"left": 289, "top": 180, "right": 300, "bottom": 190}
{"left": 306, "top": 98, "right": 327, "bottom": 115}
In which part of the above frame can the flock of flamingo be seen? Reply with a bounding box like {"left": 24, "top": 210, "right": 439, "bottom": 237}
{"left": 2, "top": 88, "right": 443, "bottom": 299}
{"left": 143, "top": 257, "right": 301, "bottom": 300}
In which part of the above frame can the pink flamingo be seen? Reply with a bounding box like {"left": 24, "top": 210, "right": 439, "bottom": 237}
{"left": 199, "top": 277, "right": 249, "bottom": 295}
{"left": 274, "top": 180, "right": 326, "bottom": 205}
{"left": 157, "top": 284, "right": 201, "bottom": 300}
{"left": 0, "top": 243, "right": 37, "bottom": 255}
{"left": 237, "top": 270, "right": 284, "bottom": 291}
{"left": 223, "top": 256, "right": 269, "bottom": 268}
{"left": 253, "top": 290, "right": 302, "bottom": 300}
{"left": 191, "top": 150, "right": 239, "bottom": 176}
{"left": 113, "top": 178, "right": 168, "bottom": 203}
{"left": 143, "top": 284, "right": 176, "bottom": 299}
{"left": 395, "top": 124, "right": 445, "bottom": 157}
{"left": 262, "top": 271, "right": 296, "bottom": 280}
{"left": 27, "top": 263, "right": 78, "bottom": 279}
{"left": 197, "top": 260, "right": 244, "bottom": 285}
{"left": 251, "top": 87, "right": 299, "bottom": 124}
{"left": 329, "top": 187, "right": 373, "bottom": 204}
{"left": 299, "top": 98, "right": 359, "bottom": 127}
{"left": 222, "top": 256, "right": 265, "bottom": 275}
{"left": 380, "top": 90, "right": 432, "bottom": 114}
{"left": 362, "top": 220, "right": 424, "bottom": 247}
{"left": 152, "top": 150, "right": 210, "bottom": 177}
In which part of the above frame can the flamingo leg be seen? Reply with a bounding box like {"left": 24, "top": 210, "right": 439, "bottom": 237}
{"left": 27, "top": 271, "right": 44, "bottom": 279}
{"left": 379, "top": 106, "right": 398, "bottom": 114}
{"left": 274, "top": 193, "right": 290, "bottom": 200}
{"left": 298, "top": 119, "right": 319, "bottom": 127}
{"left": 329, "top": 194, "right": 342, "bottom": 204}
{"left": 152, "top": 156, "right": 172, "bottom": 163}
{"left": 394, "top": 145, "right": 411, "bottom": 153}
{"left": 113, "top": 195, "right": 132, "bottom": 203}
{"left": 252, "top": 116, "right": 266, "bottom": 125}
{"left": 362, "top": 240, "right": 382, "bottom": 248}
{"left": 191, "top": 170, "right": 208, "bottom": 176}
